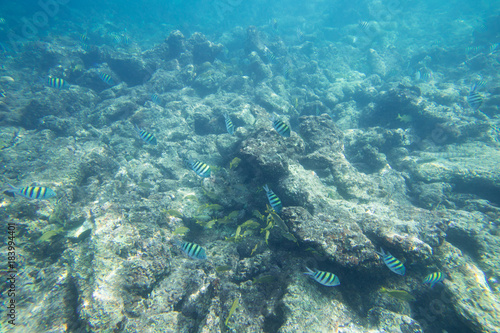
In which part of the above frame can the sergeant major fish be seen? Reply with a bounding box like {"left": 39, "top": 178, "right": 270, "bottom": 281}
{"left": 423, "top": 272, "right": 445, "bottom": 287}
{"left": 186, "top": 159, "right": 211, "bottom": 178}
{"left": 224, "top": 113, "right": 235, "bottom": 135}
{"left": 175, "top": 240, "right": 207, "bottom": 260}
{"left": 150, "top": 93, "right": 162, "bottom": 106}
{"left": 304, "top": 267, "right": 340, "bottom": 286}
{"left": 375, "top": 248, "right": 405, "bottom": 276}
{"left": 6, "top": 183, "right": 57, "bottom": 200}
{"left": 467, "top": 81, "right": 485, "bottom": 110}
{"left": 271, "top": 115, "right": 291, "bottom": 137}
{"left": 263, "top": 184, "right": 282, "bottom": 213}
{"left": 134, "top": 125, "right": 157, "bottom": 145}
{"left": 98, "top": 72, "right": 115, "bottom": 85}
{"left": 47, "top": 77, "right": 70, "bottom": 89}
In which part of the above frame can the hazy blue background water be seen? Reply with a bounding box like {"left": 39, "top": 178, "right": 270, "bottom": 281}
{"left": 1, "top": 0, "right": 498, "bottom": 52}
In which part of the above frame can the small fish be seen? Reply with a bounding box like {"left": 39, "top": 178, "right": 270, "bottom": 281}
{"left": 0, "top": 76, "right": 14, "bottom": 83}
{"left": 465, "top": 46, "right": 482, "bottom": 56}
{"left": 186, "top": 159, "right": 211, "bottom": 178}
{"left": 134, "top": 125, "right": 157, "bottom": 145}
{"left": 239, "top": 220, "right": 260, "bottom": 229}
{"left": 266, "top": 51, "right": 276, "bottom": 63}
{"left": 229, "top": 157, "right": 241, "bottom": 169}
{"left": 166, "top": 209, "right": 183, "bottom": 218}
{"left": 224, "top": 113, "right": 235, "bottom": 135}
{"left": 250, "top": 243, "right": 258, "bottom": 256}
{"left": 225, "top": 298, "right": 239, "bottom": 326}
{"left": 252, "top": 275, "right": 277, "bottom": 284}
{"left": 263, "top": 184, "right": 282, "bottom": 213}
{"left": 47, "top": 77, "right": 70, "bottom": 89}
{"left": 375, "top": 248, "right": 405, "bottom": 276}
{"left": 37, "top": 227, "right": 64, "bottom": 243}
{"left": 137, "top": 182, "right": 154, "bottom": 189}
{"left": 0, "top": 18, "right": 6, "bottom": 25}
{"left": 380, "top": 287, "right": 416, "bottom": 302}
{"left": 6, "top": 183, "right": 57, "bottom": 200}
{"left": 98, "top": 72, "right": 115, "bottom": 85}
{"left": 467, "top": 91, "right": 483, "bottom": 110}
{"left": 183, "top": 194, "right": 198, "bottom": 201}
{"left": 397, "top": 114, "right": 412, "bottom": 123}
{"left": 173, "top": 226, "right": 190, "bottom": 235}
{"left": 423, "top": 272, "right": 445, "bottom": 287}
{"left": 271, "top": 116, "right": 291, "bottom": 137}
{"left": 304, "top": 267, "right": 340, "bottom": 287}
{"left": 79, "top": 33, "right": 88, "bottom": 43}
{"left": 359, "top": 21, "right": 372, "bottom": 34}
{"left": 282, "top": 64, "right": 289, "bottom": 79}
{"left": 264, "top": 229, "right": 270, "bottom": 244}
{"left": 0, "top": 90, "right": 5, "bottom": 98}
{"left": 112, "top": 34, "right": 122, "bottom": 44}
{"left": 150, "top": 93, "right": 161, "bottom": 105}
{"left": 192, "top": 214, "right": 211, "bottom": 221}
{"left": 471, "top": 80, "right": 486, "bottom": 92}
{"left": 216, "top": 265, "right": 231, "bottom": 273}
{"left": 177, "top": 240, "right": 207, "bottom": 260}
{"left": 488, "top": 43, "right": 499, "bottom": 55}
{"left": 271, "top": 18, "right": 278, "bottom": 31}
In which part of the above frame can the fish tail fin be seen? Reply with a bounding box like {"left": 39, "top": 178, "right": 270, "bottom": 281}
{"left": 374, "top": 247, "right": 385, "bottom": 257}
{"left": 172, "top": 237, "right": 183, "bottom": 248}
{"left": 263, "top": 184, "right": 269, "bottom": 192}
{"left": 303, "top": 266, "right": 315, "bottom": 276}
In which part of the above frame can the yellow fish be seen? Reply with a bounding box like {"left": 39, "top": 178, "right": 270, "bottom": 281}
{"left": 380, "top": 286, "right": 416, "bottom": 301}
{"left": 396, "top": 113, "right": 412, "bottom": 123}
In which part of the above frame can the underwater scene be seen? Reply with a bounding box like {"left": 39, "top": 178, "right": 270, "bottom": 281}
{"left": 0, "top": 0, "right": 499, "bottom": 332}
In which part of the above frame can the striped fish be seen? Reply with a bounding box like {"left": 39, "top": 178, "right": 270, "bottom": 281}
{"left": 186, "top": 160, "right": 211, "bottom": 178}
{"left": 178, "top": 241, "right": 207, "bottom": 260}
{"left": 47, "top": 77, "right": 70, "bottom": 89}
{"left": 304, "top": 267, "right": 340, "bottom": 287}
{"left": 98, "top": 72, "right": 115, "bottom": 85}
{"left": 423, "top": 272, "right": 445, "bottom": 287}
{"left": 263, "top": 184, "right": 282, "bottom": 213}
{"left": 224, "top": 113, "right": 235, "bottom": 135}
{"left": 266, "top": 51, "right": 276, "bottom": 63}
{"left": 489, "top": 43, "right": 499, "bottom": 55}
{"left": 7, "top": 183, "right": 57, "bottom": 200}
{"left": 471, "top": 80, "right": 486, "bottom": 92}
{"left": 271, "top": 116, "right": 291, "bottom": 137}
{"left": 375, "top": 248, "right": 405, "bottom": 276}
{"left": 134, "top": 125, "right": 157, "bottom": 145}
{"left": 151, "top": 94, "right": 161, "bottom": 105}
{"left": 112, "top": 34, "right": 122, "bottom": 44}
{"left": 467, "top": 91, "right": 483, "bottom": 110}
